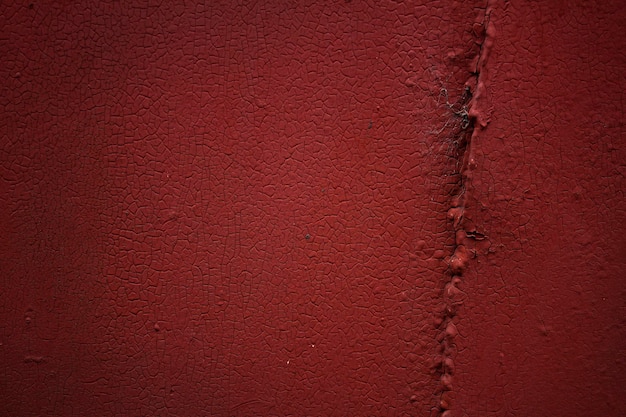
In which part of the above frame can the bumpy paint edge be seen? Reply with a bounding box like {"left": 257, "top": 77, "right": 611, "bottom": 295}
{"left": 434, "top": 3, "right": 496, "bottom": 416}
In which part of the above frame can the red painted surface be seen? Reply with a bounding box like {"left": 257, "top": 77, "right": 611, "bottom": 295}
{"left": 454, "top": 1, "right": 626, "bottom": 416}
{"left": 0, "top": 1, "right": 480, "bottom": 416}
{"left": 1, "top": 1, "right": 624, "bottom": 416}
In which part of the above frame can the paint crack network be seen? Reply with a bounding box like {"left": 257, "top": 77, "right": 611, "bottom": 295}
{"left": 434, "top": 3, "right": 496, "bottom": 416}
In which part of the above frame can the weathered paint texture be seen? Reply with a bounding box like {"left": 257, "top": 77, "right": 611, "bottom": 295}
{"left": 452, "top": 1, "right": 626, "bottom": 416}
{"left": 0, "top": 1, "right": 624, "bottom": 416}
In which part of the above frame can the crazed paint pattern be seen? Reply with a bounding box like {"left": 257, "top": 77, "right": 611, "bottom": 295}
{"left": 0, "top": 1, "right": 483, "bottom": 416}
{"left": 453, "top": 1, "right": 626, "bottom": 416}
{"left": 3, "top": 1, "right": 623, "bottom": 416}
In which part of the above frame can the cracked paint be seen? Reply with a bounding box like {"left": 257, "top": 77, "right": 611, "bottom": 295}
{"left": 0, "top": 1, "right": 482, "bottom": 416}
{"left": 1, "top": 1, "right": 624, "bottom": 416}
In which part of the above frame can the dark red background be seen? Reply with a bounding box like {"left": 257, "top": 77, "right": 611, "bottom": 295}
{"left": 1, "top": 1, "right": 624, "bottom": 416}
{"left": 455, "top": 2, "right": 626, "bottom": 416}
